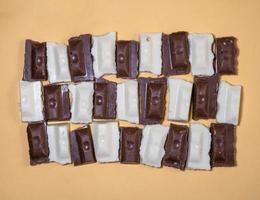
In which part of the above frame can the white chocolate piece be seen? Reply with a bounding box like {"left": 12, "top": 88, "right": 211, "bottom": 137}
{"left": 140, "top": 125, "right": 169, "bottom": 168}
{"left": 19, "top": 81, "right": 44, "bottom": 122}
{"left": 139, "top": 33, "right": 162, "bottom": 75}
{"left": 69, "top": 82, "right": 94, "bottom": 124}
{"left": 91, "top": 32, "right": 116, "bottom": 78}
{"left": 91, "top": 121, "right": 119, "bottom": 163}
{"left": 188, "top": 33, "right": 214, "bottom": 76}
{"left": 216, "top": 81, "right": 241, "bottom": 125}
{"left": 47, "top": 124, "right": 71, "bottom": 165}
{"left": 186, "top": 123, "right": 211, "bottom": 170}
{"left": 117, "top": 80, "right": 139, "bottom": 124}
{"left": 46, "top": 42, "right": 71, "bottom": 83}
{"left": 168, "top": 78, "right": 193, "bottom": 121}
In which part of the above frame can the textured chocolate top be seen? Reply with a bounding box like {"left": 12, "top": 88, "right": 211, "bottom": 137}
{"left": 23, "top": 40, "right": 47, "bottom": 81}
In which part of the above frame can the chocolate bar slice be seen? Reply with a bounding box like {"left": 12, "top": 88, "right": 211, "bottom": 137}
{"left": 93, "top": 79, "right": 117, "bottom": 119}
{"left": 70, "top": 126, "right": 96, "bottom": 166}
{"left": 43, "top": 84, "right": 71, "bottom": 121}
{"left": 27, "top": 122, "right": 49, "bottom": 165}
{"left": 116, "top": 40, "right": 139, "bottom": 78}
{"left": 163, "top": 123, "right": 189, "bottom": 170}
{"left": 119, "top": 127, "right": 142, "bottom": 164}
{"left": 68, "top": 34, "right": 94, "bottom": 81}
{"left": 138, "top": 77, "right": 167, "bottom": 124}
{"left": 192, "top": 75, "right": 219, "bottom": 120}
{"left": 23, "top": 40, "right": 47, "bottom": 81}
{"left": 210, "top": 123, "right": 236, "bottom": 167}
{"left": 162, "top": 32, "right": 190, "bottom": 75}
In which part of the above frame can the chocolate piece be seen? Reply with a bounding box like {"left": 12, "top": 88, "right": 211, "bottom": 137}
{"left": 70, "top": 126, "right": 96, "bottom": 166}
{"left": 68, "top": 34, "right": 94, "bottom": 81}
{"left": 162, "top": 32, "right": 190, "bottom": 75}
{"left": 163, "top": 123, "right": 189, "bottom": 170}
{"left": 215, "top": 37, "right": 238, "bottom": 75}
{"left": 119, "top": 127, "right": 142, "bottom": 164}
{"left": 27, "top": 122, "right": 49, "bottom": 165}
{"left": 43, "top": 84, "right": 71, "bottom": 121}
{"left": 116, "top": 40, "right": 139, "bottom": 78}
{"left": 210, "top": 123, "right": 236, "bottom": 167}
{"left": 138, "top": 77, "right": 167, "bottom": 124}
{"left": 93, "top": 79, "right": 117, "bottom": 119}
{"left": 192, "top": 75, "right": 219, "bottom": 120}
{"left": 23, "top": 40, "right": 47, "bottom": 81}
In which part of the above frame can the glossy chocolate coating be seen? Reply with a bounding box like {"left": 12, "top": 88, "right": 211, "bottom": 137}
{"left": 23, "top": 40, "right": 47, "bottom": 81}
{"left": 43, "top": 84, "right": 71, "bottom": 121}
{"left": 138, "top": 77, "right": 167, "bottom": 124}
{"left": 93, "top": 79, "right": 117, "bottom": 119}
{"left": 116, "top": 40, "right": 139, "bottom": 78}
{"left": 27, "top": 122, "right": 49, "bottom": 165}
{"left": 163, "top": 123, "right": 189, "bottom": 170}
{"left": 70, "top": 126, "right": 96, "bottom": 166}
{"left": 68, "top": 34, "right": 94, "bottom": 81}
{"left": 210, "top": 123, "right": 236, "bottom": 167}
{"left": 192, "top": 75, "right": 219, "bottom": 120}
{"left": 215, "top": 37, "right": 238, "bottom": 75}
{"left": 120, "top": 127, "right": 142, "bottom": 164}
{"left": 162, "top": 32, "right": 190, "bottom": 75}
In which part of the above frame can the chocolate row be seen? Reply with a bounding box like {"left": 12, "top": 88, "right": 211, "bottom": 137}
{"left": 23, "top": 32, "right": 238, "bottom": 82}
{"left": 27, "top": 122, "right": 236, "bottom": 170}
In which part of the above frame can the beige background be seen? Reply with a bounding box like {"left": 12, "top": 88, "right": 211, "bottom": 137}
{"left": 1, "top": 0, "right": 260, "bottom": 199}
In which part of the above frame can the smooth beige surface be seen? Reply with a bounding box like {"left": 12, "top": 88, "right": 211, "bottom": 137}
{"left": 0, "top": 0, "right": 260, "bottom": 199}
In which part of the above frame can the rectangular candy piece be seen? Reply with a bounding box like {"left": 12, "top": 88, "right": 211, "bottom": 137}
{"left": 168, "top": 78, "right": 193, "bottom": 121}
{"left": 119, "top": 127, "right": 142, "bottom": 164}
{"left": 19, "top": 81, "right": 44, "bottom": 122}
{"left": 91, "top": 121, "right": 119, "bottom": 163}
{"left": 215, "top": 37, "right": 238, "bottom": 75}
{"left": 140, "top": 125, "right": 169, "bottom": 167}
{"left": 47, "top": 123, "right": 71, "bottom": 165}
{"left": 188, "top": 33, "right": 214, "bottom": 76}
{"left": 162, "top": 32, "right": 190, "bottom": 75}
{"left": 163, "top": 123, "right": 189, "bottom": 170}
{"left": 186, "top": 123, "right": 211, "bottom": 170}
{"left": 139, "top": 33, "right": 162, "bottom": 75}
{"left": 27, "top": 122, "right": 49, "bottom": 165}
{"left": 68, "top": 34, "right": 94, "bottom": 81}
{"left": 138, "top": 77, "right": 167, "bottom": 124}
{"left": 46, "top": 42, "right": 71, "bottom": 83}
{"left": 93, "top": 79, "right": 117, "bottom": 119}
{"left": 216, "top": 81, "right": 241, "bottom": 125}
{"left": 69, "top": 126, "right": 96, "bottom": 166}
{"left": 116, "top": 40, "right": 139, "bottom": 78}
{"left": 43, "top": 84, "right": 71, "bottom": 121}
{"left": 210, "top": 123, "right": 236, "bottom": 167}
{"left": 69, "top": 82, "right": 94, "bottom": 123}
{"left": 91, "top": 32, "right": 116, "bottom": 78}
{"left": 192, "top": 75, "right": 219, "bottom": 120}
{"left": 23, "top": 40, "right": 47, "bottom": 81}
{"left": 117, "top": 80, "right": 139, "bottom": 124}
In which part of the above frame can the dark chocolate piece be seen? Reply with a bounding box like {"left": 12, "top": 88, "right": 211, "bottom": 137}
{"left": 210, "top": 123, "right": 236, "bottom": 167}
{"left": 138, "top": 77, "right": 167, "bottom": 124}
{"left": 93, "top": 79, "right": 117, "bottom": 119}
{"left": 215, "top": 37, "right": 238, "bottom": 75}
{"left": 27, "top": 122, "right": 49, "bottom": 165}
{"left": 120, "top": 127, "right": 142, "bottom": 164}
{"left": 43, "top": 84, "right": 71, "bottom": 121}
{"left": 162, "top": 32, "right": 190, "bottom": 76}
{"left": 192, "top": 75, "right": 219, "bottom": 120}
{"left": 116, "top": 40, "right": 139, "bottom": 78}
{"left": 163, "top": 123, "right": 189, "bottom": 170}
{"left": 23, "top": 40, "right": 47, "bottom": 81}
{"left": 68, "top": 34, "right": 94, "bottom": 81}
{"left": 70, "top": 126, "right": 96, "bottom": 166}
